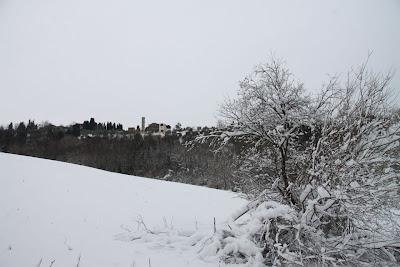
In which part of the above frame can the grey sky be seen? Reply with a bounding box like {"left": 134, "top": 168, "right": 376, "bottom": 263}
{"left": 0, "top": 0, "right": 399, "bottom": 128}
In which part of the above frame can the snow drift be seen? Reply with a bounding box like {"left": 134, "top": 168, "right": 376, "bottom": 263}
{"left": 0, "top": 153, "right": 246, "bottom": 267}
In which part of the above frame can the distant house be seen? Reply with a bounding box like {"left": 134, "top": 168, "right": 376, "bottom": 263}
{"left": 145, "top": 123, "right": 171, "bottom": 136}
{"left": 127, "top": 117, "right": 171, "bottom": 137}
{"left": 127, "top": 127, "right": 137, "bottom": 135}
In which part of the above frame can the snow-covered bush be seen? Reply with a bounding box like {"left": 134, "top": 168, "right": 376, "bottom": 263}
{"left": 196, "top": 56, "right": 400, "bottom": 265}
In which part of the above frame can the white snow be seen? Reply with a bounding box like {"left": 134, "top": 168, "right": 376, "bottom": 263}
{"left": 316, "top": 186, "right": 330, "bottom": 199}
{"left": 0, "top": 153, "right": 247, "bottom": 266}
{"left": 299, "top": 184, "right": 312, "bottom": 203}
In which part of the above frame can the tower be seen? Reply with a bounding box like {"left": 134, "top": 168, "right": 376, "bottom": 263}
{"left": 141, "top": 117, "right": 145, "bottom": 133}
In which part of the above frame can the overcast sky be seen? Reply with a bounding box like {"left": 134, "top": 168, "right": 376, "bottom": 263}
{"left": 0, "top": 0, "right": 399, "bottom": 128}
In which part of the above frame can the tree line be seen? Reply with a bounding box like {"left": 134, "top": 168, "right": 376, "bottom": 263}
{"left": 0, "top": 118, "right": 240, "bottom": 190}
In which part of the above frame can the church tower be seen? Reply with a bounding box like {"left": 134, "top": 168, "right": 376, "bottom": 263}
{"left": 141, "top": 117, "right": 145, "bottom": 133}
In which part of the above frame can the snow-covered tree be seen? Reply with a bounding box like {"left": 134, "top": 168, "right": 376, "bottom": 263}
{"left": 218, "top": 57, "right": 316, "bottom": 203}
{"left": 196, "top": 56, "right": 400, "bottom": 265}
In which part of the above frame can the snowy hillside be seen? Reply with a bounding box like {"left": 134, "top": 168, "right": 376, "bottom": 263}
{"left": 0, "top": 153, "right": 246, "bottom": 266}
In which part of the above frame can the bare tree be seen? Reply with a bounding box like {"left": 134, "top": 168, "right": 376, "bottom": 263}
{"left": 219, "top": 57, "right": 315, "bottom": 203}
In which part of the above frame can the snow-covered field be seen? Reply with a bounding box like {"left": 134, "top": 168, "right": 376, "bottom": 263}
{"left": 0, "top": 153, "right": 246, "bottom": 266}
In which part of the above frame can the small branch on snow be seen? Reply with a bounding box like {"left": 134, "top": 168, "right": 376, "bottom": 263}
{"left": 76, "top": 253, "right": 81, "bottom": 267}
{"left": 137, "top": 215, "right": 155, "bottom": 234}
{"left": 231, "top": 191, "right": 267, "bottom": 222}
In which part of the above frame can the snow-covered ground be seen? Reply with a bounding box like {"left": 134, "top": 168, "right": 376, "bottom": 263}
{"left": 0, "top": 153, "right": 247, "bottom": 266}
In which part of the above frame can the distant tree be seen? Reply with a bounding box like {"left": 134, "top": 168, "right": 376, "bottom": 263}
{"left": 174, "top": 123, "right": 182, "bottom": 131}
{"left": 133, "top": 132, "right": 144, "bottom": 147}
{"left": 82, "top": 120, "right": 90, "bottom": 130}
{"left": 0, "top": 126, "right": 5, "bottom": 150}
{"left": 71, "top": 124, "right": 81, "bottom": 137}
{"left": 4, "top": 123, "right": 15, "bottom": 146}
{"left": 89, "top": 118, "right": 96, "bottom": 131}
{"left": 16, "top": 122, "right": 27, "bottom": 144}
{"left": 27, "top": 120, "right": 37, "bottom": 132}
{"left": 97, "top": 122, "right": 104, "bottom": 131}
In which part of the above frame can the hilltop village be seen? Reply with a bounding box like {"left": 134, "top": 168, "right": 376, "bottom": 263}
{"left": 61, "top": 117, "right": 218, "bottom": 139}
